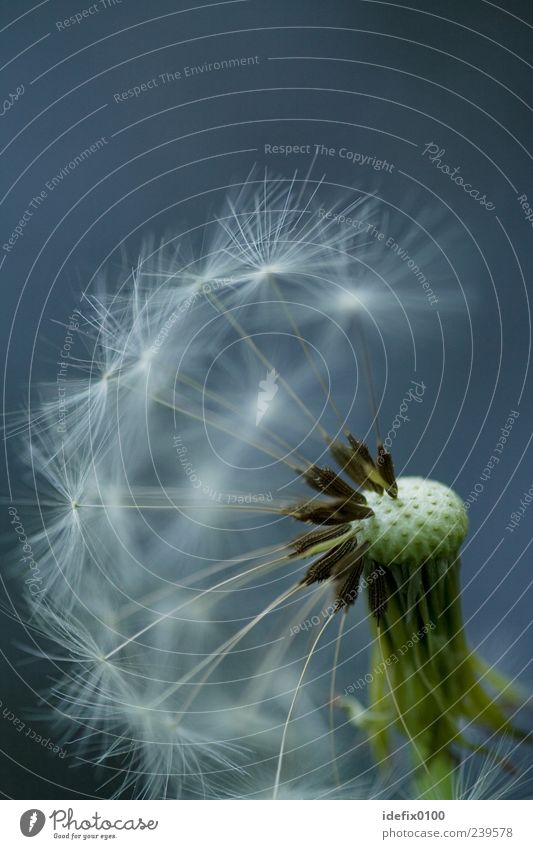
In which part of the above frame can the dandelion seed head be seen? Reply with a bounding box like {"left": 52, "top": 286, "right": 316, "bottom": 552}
{"left": 11, "top": 165, "right": 525, "bottom": 800}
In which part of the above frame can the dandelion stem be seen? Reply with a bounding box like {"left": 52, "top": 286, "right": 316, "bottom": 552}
{"left": 377, "top": 625, "right": 432, "bottom": 781}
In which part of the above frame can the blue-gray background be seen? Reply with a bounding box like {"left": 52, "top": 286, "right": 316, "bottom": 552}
{"left": 1, "top": 0, "right": 532, "bottom": 798}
